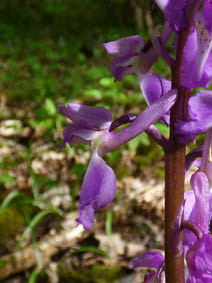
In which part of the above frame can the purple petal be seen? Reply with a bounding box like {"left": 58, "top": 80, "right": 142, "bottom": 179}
{"left": 186, "top": 234, "right": 212, "bottom": 281}
{"left": 189, "top": 91, "right": 212, "bottom": 121}
{"left": 190, "top": 172, "right": 210, "bottom": 234}
{"left": 139, "top": 73, "right": 171, "bottom": 125}
{"left": 180, "top": 21, "right": 212, "bottom": 88}
{"left": 102, "top": 35, "right": 144, "bottom": 57}
{"left": 192, "top": 159, "right": 212, "bottom": 186}
{"left": 139, "top": 73, "right": 171, "bottom": 105}
{"left": 195, "top": 7, "right": 212, "bottom": 82}
{"left": 184, "top": 172, "right": 211, "bottom": 253}
{"left": 61, "top": 124, "right": 98, "bottom": 147}
{"left": 184, "top": 191, "right": 196, "bottom": 222}
{"left": 76, "top": 153, "right": 116, "bottom": 230}
{"left": 197, "top": 1, "right": 212, "bottom": 34}
{"left": 175, "top": 91, "right": 212, "bottom": 143}
{"left": 101, "top": 89, "right": 177, "bottom": 154}
{"left": 130, "top": 250, "right": 164, "bottom": 269}
{"left": 58, "top": 104, "right": 112, "bottom": 130}
{"left": 155, "top": 0, "right": 188, "bottom": 28}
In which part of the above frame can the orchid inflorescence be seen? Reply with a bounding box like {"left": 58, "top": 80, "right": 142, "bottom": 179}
{"left": 59, "top": 1, "right": 212, "bottom": 282}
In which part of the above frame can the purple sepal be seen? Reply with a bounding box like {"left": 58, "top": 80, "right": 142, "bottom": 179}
{"left": 76, "top": 153, "right": 116, "bottom": 230}
{"left": 130, "top": 250, "right": 164, "bottom": 269}
{"left": 186, "top": 234, "right": 212, "bottom": 282}
{"left": 139, "top": 73, "right": 171, "bottom": 125}
{"left": 58, "top": 103, "right": 113, "bottom": 148}
{"left": 58, "top": 103, "right": 112, "bottom": 130}
{"left": 102, "top": 35, "right": 144, "bottom": 57}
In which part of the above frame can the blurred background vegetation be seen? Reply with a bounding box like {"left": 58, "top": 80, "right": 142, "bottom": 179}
{"left": 0, "top": 1, "right": 190, "bottom": 282}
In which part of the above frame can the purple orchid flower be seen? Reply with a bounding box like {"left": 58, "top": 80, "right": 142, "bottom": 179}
{"left": 130, "top": 250, "right": 165, "bottom": 282}
{"left": 103, "top": 38, "right": 173, "bottom": 125}
{"left": 102, "top": 22, "right": 172, "bottom": 82}
{"left": 175, "top": 90, "right": 212, "bottom": 144}
{"left": 102, "top": 35, "right": 144, "bottom": 82}
{"left": 180, "top": 1, "right": 212, "bottom": 88}
{"left": 58, "top": 104, "right": 116, "bottom": 231}
{"left": 58, "top": 90, "right": 177, "bottom": 230}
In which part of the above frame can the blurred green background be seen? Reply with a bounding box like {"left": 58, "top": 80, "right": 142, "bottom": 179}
{"left": 0, "top": 0, "right": 168, "bottom": 195}
{"left": 0, "top": 1, "right": 176, "bottom": 282}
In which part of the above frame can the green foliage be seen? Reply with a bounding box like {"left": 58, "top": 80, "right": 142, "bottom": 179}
{"left": 0, "top": 191, "right": 25, "bottom": 213}
{"left": 127, "top": 133, "right": 150, "bottom": 150}
{"left": 0, "top": 260, "right": 6, "bottom": 270}
{"left": 29, "top": 270, "right": 48, "bottom": 283}
{"left": 0, "top": 207, "right": 25, "bottom": 248}
{"left": 15, "top": 208, "right": 63, "bottom": 252}
{"left": 105, "top": 211, "right": 113, "bottom": 236}
{"left": 0, "top": 172, "right": 16, "bottom": 186}
{"left": 71, "top": 246, "right": 110, "bottom": 258}
{"left": 58, "top": 263, "right": 122, "bottom": 283}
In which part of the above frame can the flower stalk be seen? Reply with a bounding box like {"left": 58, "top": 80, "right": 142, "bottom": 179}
{"left": 165, "top": 28, "right": 191, "bottom": 283}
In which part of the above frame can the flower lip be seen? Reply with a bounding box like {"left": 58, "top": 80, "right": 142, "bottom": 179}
{"left": 76, "top": 152, "right": 116, "bottom": 231}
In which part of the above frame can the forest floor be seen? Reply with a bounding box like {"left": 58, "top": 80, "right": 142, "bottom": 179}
{"left": 0, "top": 98, "right": 167, "bottom": 283}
